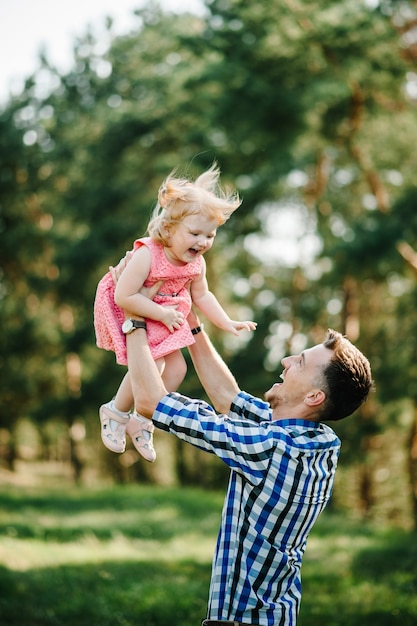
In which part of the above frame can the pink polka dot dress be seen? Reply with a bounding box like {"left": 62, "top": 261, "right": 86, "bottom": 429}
{"left": 94, "top": 238, "right": 202, "bottom": 365}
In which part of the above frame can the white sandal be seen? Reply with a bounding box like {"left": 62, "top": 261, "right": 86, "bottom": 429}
{"left": 126, "top": 415, "right": 156, "bottom": 463}
{"left": 99, "top": 403, "right": 129, "bottom": 453}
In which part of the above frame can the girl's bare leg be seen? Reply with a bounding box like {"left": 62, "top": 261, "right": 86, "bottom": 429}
{"left": 159, "top": 350, "right": 188, "bottom": 392}
{"left": 99, "top": 371, "right": 132, "bottom": 454}
{"left": 113, "top": 371, "right": 134, "bottom": 413}
{"left": 111, "top": 346, "right": 186, "bottom": 414}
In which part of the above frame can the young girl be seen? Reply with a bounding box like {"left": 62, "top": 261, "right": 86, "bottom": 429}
{"left": 94, "top": 163, "right": 256, "bottom": 462}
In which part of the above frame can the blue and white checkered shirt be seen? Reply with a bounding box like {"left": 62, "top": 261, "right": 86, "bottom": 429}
{"left": 153, "top": 390, "right": 341, "bottom": 626}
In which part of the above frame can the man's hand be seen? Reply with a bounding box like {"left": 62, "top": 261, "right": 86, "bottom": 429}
{"left": 110, "top": 250, "right": 134, "bottom": 285}
{"left": 110, "top": 252, "right": 165, "bottom": 304}
{"left": 139, "top": 280, "right": 165, "bottom": 301}
{"left": 120, "top": 279, "right": 168, "bottom": 321}
{"left": 111, "top": 253, "right": 184, "bottom": 331}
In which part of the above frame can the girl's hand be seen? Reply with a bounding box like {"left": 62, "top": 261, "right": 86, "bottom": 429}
{"left": 223, "top": 320, "right": 257, "bottom": 336}
{"left": 159, "top": 306, "right": 185, "bottom": 333}
{"left": 140, "top": 281, "right": 184, "bottom": 332}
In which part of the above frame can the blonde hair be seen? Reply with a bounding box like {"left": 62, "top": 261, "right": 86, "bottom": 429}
{"left": 147, "top": 163, "right": 241, "bottom": 246}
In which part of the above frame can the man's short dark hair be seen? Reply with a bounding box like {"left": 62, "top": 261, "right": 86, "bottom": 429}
{"left": 319, "top": 329, "right": 373, "bottom": 422}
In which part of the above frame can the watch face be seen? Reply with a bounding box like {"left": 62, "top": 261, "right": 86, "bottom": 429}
{"left": 122, "top": 319, "right": 133, "bottom": 334}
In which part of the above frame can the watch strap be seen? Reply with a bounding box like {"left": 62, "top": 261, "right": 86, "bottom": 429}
{"left": 130, "top": 320, "right": 147, "bottom": 331}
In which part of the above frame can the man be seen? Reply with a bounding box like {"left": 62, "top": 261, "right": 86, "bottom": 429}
{"left": 124, "top": 305, "right": 373, "bottom": 626}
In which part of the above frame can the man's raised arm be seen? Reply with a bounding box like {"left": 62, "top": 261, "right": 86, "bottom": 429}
{"left": 126, "top": 326, "right": 168, "bottom": 419}
{"left": 186, "top": 311, "right": 240, "bottom": 415}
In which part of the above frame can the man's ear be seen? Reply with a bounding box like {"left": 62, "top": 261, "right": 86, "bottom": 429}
{"left": 304, "top": 389, "right": 326, "bottom": 407}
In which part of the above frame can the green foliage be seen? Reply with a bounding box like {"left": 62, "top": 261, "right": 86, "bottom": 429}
{"left": 2, "top": 0, "right": 417, "bottom": 525}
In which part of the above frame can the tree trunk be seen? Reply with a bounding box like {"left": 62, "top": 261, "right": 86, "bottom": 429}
{"left": 358, "top": 461, "right": 374, "bottom": 518}
{"left": 407, "top": 402, "right": 417, "bottom": 529}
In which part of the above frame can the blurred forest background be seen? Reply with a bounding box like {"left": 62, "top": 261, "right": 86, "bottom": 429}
{"left": 2, "top": 0, "right": 417, "bottom": 530}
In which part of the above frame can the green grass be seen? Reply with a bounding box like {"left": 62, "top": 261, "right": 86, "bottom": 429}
{"left": 0, "top": 482, "right": 416, "bottom": 626}
{"left": 299, "top": 515, "right": 417, "bottom": 626}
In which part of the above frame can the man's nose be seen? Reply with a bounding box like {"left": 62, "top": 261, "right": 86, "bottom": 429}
{"left": 282, "top": 355, "right": 295, "bottom": 367}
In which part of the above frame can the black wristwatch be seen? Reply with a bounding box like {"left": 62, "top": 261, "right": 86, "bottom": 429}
{"left": 191, "top": 324, "right": 204, "bottom": 335}
{"left": 122, "top": 319, "right": 147, "bottom": 334}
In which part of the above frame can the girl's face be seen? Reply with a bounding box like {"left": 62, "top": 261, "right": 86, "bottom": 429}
{"left": 164, "top": 214, "right": 218, "bottom": 265}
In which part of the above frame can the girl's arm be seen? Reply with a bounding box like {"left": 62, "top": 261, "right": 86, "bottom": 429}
{"left": 191, "top": 258, "right": 257, "bottom": 336}
{"left": 114, "top": 246, "right": 184, "bottom": 332}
